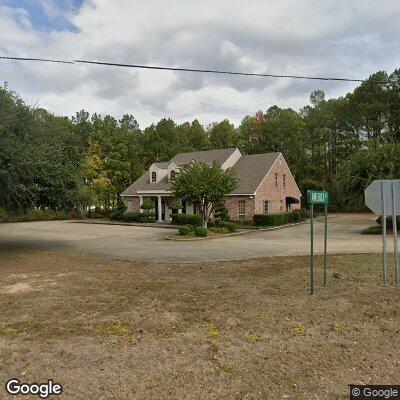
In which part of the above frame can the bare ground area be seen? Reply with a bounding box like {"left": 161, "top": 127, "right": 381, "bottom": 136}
{"left": 0, "top": 248, "right": 399, "bottom": 400}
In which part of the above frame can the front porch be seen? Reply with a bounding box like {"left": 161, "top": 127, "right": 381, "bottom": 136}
{"left": 123, "top": 195, "right": 196, "bottom": 222}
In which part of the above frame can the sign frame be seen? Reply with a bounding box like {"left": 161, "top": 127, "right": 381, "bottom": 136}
{"left": 365, "top": 179, "right": 399, "bottom": 285}
{"left": 307, "top": 190, "right": 329, "bottom": 294}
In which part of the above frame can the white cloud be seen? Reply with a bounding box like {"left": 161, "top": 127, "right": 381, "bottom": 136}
{"left": 1, "top": 0, "right": 400, "bottom": 127}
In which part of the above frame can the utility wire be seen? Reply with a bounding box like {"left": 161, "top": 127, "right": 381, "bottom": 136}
{"left": 0, "top": 56, "right": 73, "bottom": 64}
{"left": 0, "top": 55, "right": 389, "bottom": 84}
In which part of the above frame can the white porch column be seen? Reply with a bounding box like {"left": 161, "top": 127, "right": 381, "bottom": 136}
{"left": 139, "top": 196, "right": 143, "bottom": 213}
{"left": 157, "top": 196, "right": 162, "bottom": 222}
{"left": 178, "top": 208, "right": 182, "bottom": 214}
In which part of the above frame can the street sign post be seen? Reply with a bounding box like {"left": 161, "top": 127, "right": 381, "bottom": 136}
{"left": 307, "top": 190, "right": 329, "bottom": 295}
{"left": 365, "top": 180, "right": 400, "bottom": 284}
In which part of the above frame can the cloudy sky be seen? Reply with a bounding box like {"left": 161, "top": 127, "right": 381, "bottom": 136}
{"left": 1, "top": 0, "right": 399, "bottom": 127}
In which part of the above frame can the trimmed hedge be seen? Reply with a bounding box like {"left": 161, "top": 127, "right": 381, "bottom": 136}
{"left": 194, "top": 226, "right": 208, "bottom": 237}
{"left": 171, "top": 213, "right": 202, "bottom": 226}
{"left": 220, "top": 221, "right": 236, "bottom": 232}
{"left": 179, "top": 225, "right": 193, "bottom": 235}
{"left": 253, "top": 212, "right": 301, "bottom": 226}
{"left": 0, "top": 209, "right": 76, "bottom": 223}
{"left": 122, "top": 212, "right": 156, "bottom": 223}
{"left": 209, "top": 227, "right": 230, "bottom": 234}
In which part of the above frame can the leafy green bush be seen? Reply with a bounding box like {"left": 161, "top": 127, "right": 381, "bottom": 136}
{"left": 122, "top": 212, "right": 156, "bottom": 223}
{"left": 24, "top": 209, "right": 69, "bottom": 221}
{"left": 194, "top": 226, "right": 208, "bottom": 237}
{"left": 179, "top": 225, "right": 193, "bottom": 235}
{"left": 209, "top": 227, "right": 230, "bottom": 234}
{"left": 232, "top": 219, "right": 254, "bottom": 226}
{"left": 109, "top": 200, "right": 126, "bottom": 220}
{"left": 87, "top": 207, "right": 111, "bottom": 219}
{"left": 169, "top": 199, "right": 182, "bottom": 211}
{"left": 0, "top": 208, "right": 6, "bottom": 222}
{"left": 207, "top": 219, "right": 215, "bottom": 228}
{"left": 140, "top": 198, "right": 155, "bottom": 212}
{"left": 253, "top": 212, "right": 301, "bottom": 226}
{"left": 214, "top": 203, "right": 230, "bottom": 221}
{"left": 171, "top": 213, "right": 202, "bottom": 226}
{"left": 221, "top": 221, "right": 236, "bottom": 232}
{"left": 141, "top": 213, "right": 156, "bottom": 223}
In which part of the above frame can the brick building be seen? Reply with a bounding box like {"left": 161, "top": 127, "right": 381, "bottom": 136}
{"left": 121, "top": 148, "right": 301, "bottom": 222}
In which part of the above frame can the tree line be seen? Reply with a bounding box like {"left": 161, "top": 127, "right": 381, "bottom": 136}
{"left": 1, "top": 69, "right": 399, "bottom": 214}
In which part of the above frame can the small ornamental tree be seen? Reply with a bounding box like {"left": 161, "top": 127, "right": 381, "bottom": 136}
{"left": 141, "top": 197, "right": 155, "bottom": 213}
{"left": 169, "top": 198, "right": 182, "bottom": 210}
{"left": 171, "top": 162, "right": 237, "bottom": 227}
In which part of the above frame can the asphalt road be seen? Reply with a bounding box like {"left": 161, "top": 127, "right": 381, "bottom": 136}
{"left": 0, "top": 213, "right": 392, "bottom": 263}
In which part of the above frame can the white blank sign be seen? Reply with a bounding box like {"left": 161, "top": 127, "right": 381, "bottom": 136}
{"left": 365, "top": 179, "right": 400, "bottom": 215}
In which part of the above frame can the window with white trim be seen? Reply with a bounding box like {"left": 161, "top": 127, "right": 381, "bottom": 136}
{"left": 264, "top": 201, "right": 269, "bottom": 214}
{"left": 151, "top": 171, "right": 157, "bottom": 183}
{"left": 238, "top": 200, "right": 246, "bottom": 219}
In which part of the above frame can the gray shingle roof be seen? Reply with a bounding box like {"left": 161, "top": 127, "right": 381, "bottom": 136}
{"left": 120, "top": 149, "right": 281, "bottom": 196}
{"left": 154, "top": 162, "right": 170, "bottom": 168}
{"left": 230, "top": 153, "right": 280, "bottom": 194}
{"left": 170, "top": 148, "right": 237, "bottom": 166}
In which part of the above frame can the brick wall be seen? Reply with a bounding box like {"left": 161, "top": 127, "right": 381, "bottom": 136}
{"left": 122, "top": 196, "right": 140, "bottom": 212}
{"left": 225, "top": 196, "right": 255, "bottom": 220}
{"left": 254, "top": 154, "right": 301, "bottom": 214}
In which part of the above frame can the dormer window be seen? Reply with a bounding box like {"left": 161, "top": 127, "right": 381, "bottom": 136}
{"left": 151, "top": 171, "right": 157, "bottom": 183}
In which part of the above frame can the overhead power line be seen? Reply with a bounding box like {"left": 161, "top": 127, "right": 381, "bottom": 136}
{"left": 0, "top": 55, "right": 389, "bottom": 84}
{"left": 0, "top": 56, "right": 73, "bottom": 64}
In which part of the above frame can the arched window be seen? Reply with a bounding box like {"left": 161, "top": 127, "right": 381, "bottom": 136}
{"left": 151, "top": 171, "right": 157, "bottom": 183}
{"left": 170, "top": 170, "right": 176, "bottom": 180}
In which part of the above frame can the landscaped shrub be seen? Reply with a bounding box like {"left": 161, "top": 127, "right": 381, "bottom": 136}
{"left": 0, "top": 208, "right": 6, "bottom": 222}
{"left": 141, "top": 212, "right": 156, "bottom": 223}
{"left": 194, "top": 226, "right": 208, "bottom": 237}
{"left": 68, "top": 210, "right": 85, "bottom": 220}
{"left": 214, "top": 203, "right": 230, "bottom": 221}
{"left": 87, "top": 207, "right": 111, "bottom": 219}
{"left": 209, "top": 227, "right": 230, "bottom": 234}
{"left": 179, "top": 225, "right": 193, "bottom": 236}
{"left": 0, "top": 209, "right": 79, "bottom": 222}
{"left": 207, "top": 219, "right": 215, "bottom": 228}
{"left": 109, "top": 200, "right": 126, "bottom": 220}
{"left": 140, "top": 198, "right": 155, "bottom": 212}
{"left": 232, "top": 219, "right": 254, "bottom": 226}
{"left": 171, "top": 213, "right": 202, "bottom": 226}
{"left": 253, "top": 212, "right": 301, "bottom": 226}
{"left": 24, "top": 209, "right": 70, "bottom": 221}
{"left": 122, "top": 212, "right": 156, "bottom": 223}
{"left": 221, "top": 221, "right": 236, "bottom": 232}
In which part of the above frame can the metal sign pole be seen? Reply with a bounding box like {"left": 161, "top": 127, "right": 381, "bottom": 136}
{"left": 323, "top": 203, "right": 328, "bottom": 285}
{"left": 381, "top": 182, "right": 387, "bottom": 284}
{"left": 310, "top": 203, "right": 314, "bottom": 295}
{"left": 392, "top": 182, "right": 399, "bottom": 285}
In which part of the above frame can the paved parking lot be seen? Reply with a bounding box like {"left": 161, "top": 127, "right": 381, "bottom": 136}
{"left": 0, "top": 213, "right": 390, "bottom": 263}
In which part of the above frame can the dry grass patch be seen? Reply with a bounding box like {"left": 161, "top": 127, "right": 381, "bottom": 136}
{"left": 0, "top": 247, "right": 399, "bottom": 399}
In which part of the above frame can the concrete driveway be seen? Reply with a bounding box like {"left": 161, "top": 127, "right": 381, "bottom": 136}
{"left": 0, "top": 213, "right": 392, "bottom": 263}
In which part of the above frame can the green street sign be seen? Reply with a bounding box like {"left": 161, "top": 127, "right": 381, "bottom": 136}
{"left": 307, "top": 190, "right": 329, "bottom": 205}
{"left": 307, "top": 190, "right": 330, "bottom": 295}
